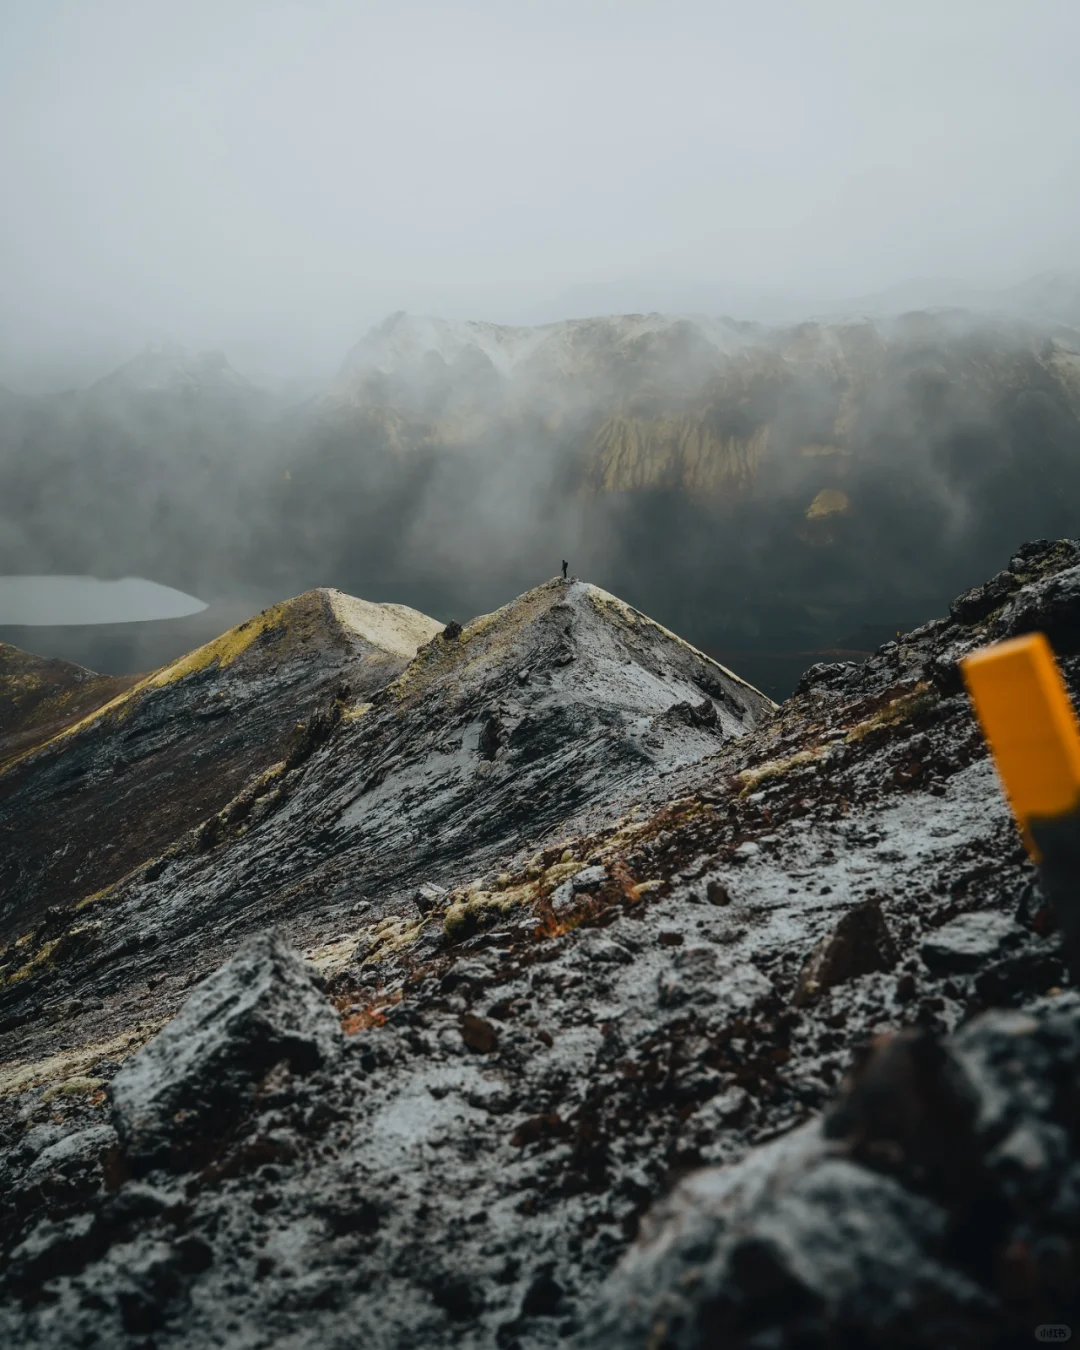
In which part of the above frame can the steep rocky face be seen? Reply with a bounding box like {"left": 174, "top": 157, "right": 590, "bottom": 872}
{"left": 1, "top": 543, "right": 1079, "bottom": 1347}
{"left": 0, "top": 588, "right": 442, "bottom": 941}
{"left": 321, "top": 310, "right": 1080, "bottom": 509}
{"left": 292, "top": 308, "right": 1080, "bottom": 678}
{"left": 0, "top": 578, "right": 772, "bottom": 1065}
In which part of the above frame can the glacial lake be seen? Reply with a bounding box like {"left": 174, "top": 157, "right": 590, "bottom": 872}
{"left": 0, "top": 576, "right": 207, "bottom": 626}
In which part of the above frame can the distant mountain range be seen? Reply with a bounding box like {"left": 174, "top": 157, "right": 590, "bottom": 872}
{"left": 89, "top": 342, "right": 261, "bottom": 400}
{"left": 842, "top": 269, "right": 1080, "bottom": 328}
{"left": 2, "top": 284, "right": 1080, "bottom": 694}
{"left": 537, "top": 269, "right": 1080, "bottom": 332}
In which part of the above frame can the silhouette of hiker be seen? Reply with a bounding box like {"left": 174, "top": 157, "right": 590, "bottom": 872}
{"left": 561, "top": 560, "right": 568, "bottom": 580}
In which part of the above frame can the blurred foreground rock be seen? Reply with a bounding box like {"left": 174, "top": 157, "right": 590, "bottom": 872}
{"left": 588, "top": 998, "right": 1080, "bottom": 1347}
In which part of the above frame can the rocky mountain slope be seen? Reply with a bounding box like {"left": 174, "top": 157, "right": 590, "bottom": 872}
{"left": 0, "top": 588, "right": 443, "bottom": 941}
{"left": 0, "top": 578, "right": 771, "bottom": 1064}
{"left": 0, "top": 646, "right": 136, "bottom": 766}
{"left": 2, "top": 544, "right": 1080, "bottom": 1346}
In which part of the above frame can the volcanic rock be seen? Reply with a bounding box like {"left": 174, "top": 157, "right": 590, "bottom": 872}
{"left": 0, "top": 588, "right": 442, "bottom": 940}
{"left": 587, "top": 999, "right": 1080, "bottom": 1348}
{"left": 0, "top": 646, "right": 136, "bottom": 765}
{"left": 4, "top": 544, "right": 1080, "bottom": 1347}
{"left": 793, "top": 899, "right": 898, "bottom": 1004}
{"left": 0, "top": 576, "right": 772, "bottom": 1064}
{"left": 111, "top": 932, "right": 341, "bottom": 1172}
{"left": 919, "top": 911, "right": 1026, "bottom": 974}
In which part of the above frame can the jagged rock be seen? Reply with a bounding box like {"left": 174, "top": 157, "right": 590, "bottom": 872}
{"left": 568, "top": 864, "right": 607, "bottom": 893}
{"left": 585, "top": 1122, "right": 987, "bottom": 1349}
{"left": 995, "top": 557, "right": 1080, "bottom": 653}
{"left": 23, "top": 1124, "right": 114, "bottom": 1185}
{"left": 550, "top": 864, "right": 609, "bottom": 915}
{"left": 414, "top": 881, "right": 447, "bottom": 916}
{"left": 477, "top": 711, "right": 503, "bottom": 760}
{"left": 111, "top": 933, "right": 341, "bottom": 1172}
{"left": 795, "top": 660, "right": 861, "bottom": 694}
{"left": 661, "top": 698, "right": 719, "bottom": 729}
{"left": 919, "top": 911, "right": 1027, "bottom": 974}
{"left": 586, "top": 1001, "right": 1080, "bottom": 1348}
{"left": 949, "top": 569, "right": 1020, "bottom": 624}
{"left": 574, "top": 930, "right": 635, "bottom": 966}
{"left": 794, "top": 900, "right": 898, "bottom": 1004}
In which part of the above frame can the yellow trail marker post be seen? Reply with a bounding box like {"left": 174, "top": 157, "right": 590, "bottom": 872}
{"left": 961, "top": 632, "right": 1080, "bottom": 859}
{"left": 961, "top": 631, "right": 1080, "bottom": 975}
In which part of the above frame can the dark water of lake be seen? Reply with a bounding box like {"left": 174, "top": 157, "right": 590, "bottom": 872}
{"left": 0, "top": 577, "right": 262, "bottom": 676}
{"left": 0, "top": 576, "right": 207, "bottom": 626}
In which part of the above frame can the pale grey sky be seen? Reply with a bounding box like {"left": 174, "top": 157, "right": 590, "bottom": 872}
{"left": 1, "top": 0, "right": 1078, "bottom": 387}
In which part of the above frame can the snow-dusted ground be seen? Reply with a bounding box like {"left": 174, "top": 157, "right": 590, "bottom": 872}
{"left": 2, "top": 543, "right": 1079, "bottom": 1347}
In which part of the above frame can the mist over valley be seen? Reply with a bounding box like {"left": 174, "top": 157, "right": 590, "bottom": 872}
{"left": 4, "top": 297, "right": 1080, "bottom": 696}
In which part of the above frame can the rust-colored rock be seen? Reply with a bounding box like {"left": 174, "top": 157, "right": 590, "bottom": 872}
{"left": 794, "top": 899, "right": 897, "bottom": 1005}
{"left": 460, "top": 1013, "right": 498, "bottom": 1054}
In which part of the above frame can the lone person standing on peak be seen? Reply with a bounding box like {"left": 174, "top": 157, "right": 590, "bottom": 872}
{"left": 561, "top": 560, "right": 568, "bottom": 580}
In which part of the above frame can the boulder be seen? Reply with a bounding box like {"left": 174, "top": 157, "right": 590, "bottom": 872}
{"left": 111, "top": 932, "right": 341, "bottom": 1172}
{"left": 586, "top": 1001, "right": 1080, "bottom": 1348}
{"left": 794, "top": 900, "right": 898, "bottom": 1004}
{"left": 920, "top": 911, "right": 1026, "bottom": 974}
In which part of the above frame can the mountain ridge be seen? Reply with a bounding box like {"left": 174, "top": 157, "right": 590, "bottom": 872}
{"left": 5, "top": 300, "right": 1080, "bottom": 699}
{"left": 89, "top": 342, "right": 260, "bottom": 400}
{"left": 0, "top": 587, "right": 444, "bottom": 940}
{"left": 2, "top": 541, "right": 1080, "bottom": 1346}
{"left": 316, "top": 308, "right": 1080, "bottom": 506}
{"left": 0, "top": 575, "right": 774, "bottom": 1063}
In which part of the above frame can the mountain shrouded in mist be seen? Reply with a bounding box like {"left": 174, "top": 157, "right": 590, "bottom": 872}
{"left": 3, "top": 304, "right": 1080, "bottom": 694}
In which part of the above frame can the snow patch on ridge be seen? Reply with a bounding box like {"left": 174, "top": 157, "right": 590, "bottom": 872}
{"left": 322, "top": 589, "right": 443, "bottom": 660}
{"left": 579, "top": 581, "right": 776, "bottom": 704}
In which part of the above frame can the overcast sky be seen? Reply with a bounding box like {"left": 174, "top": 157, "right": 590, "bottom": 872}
{"left": 1, "top": 0, "right": 1078, "bottom": 388}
